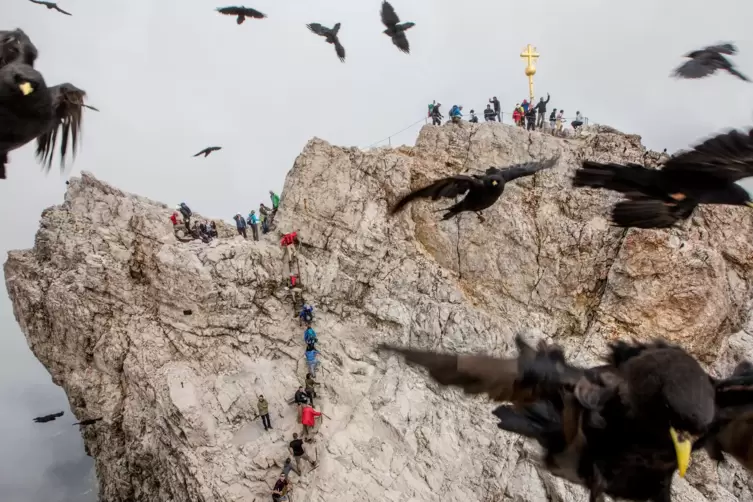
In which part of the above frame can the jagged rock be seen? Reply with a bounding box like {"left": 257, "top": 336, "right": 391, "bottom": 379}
{"left": 5, "top": 121, "right": 753, "bottom": 501}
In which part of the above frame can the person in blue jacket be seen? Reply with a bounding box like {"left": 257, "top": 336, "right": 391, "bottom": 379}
{"left": 233, "top": 213, "right": 247, "bottom": 239}
{"left": 247, "top": 210, "right": 259, "bottom": 241}
{"left": 305, "top": 347, "right": 320, "bottom": 378}
{"left": 304, "top": 325, "right": 318, "bottom": 346}
{"left": 449, "top": 105, "right": 463, "bottom": 123}
{"left": 299, "top": 304, "right": 314, "bottom": 324}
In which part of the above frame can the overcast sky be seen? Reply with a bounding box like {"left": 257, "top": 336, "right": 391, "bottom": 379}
{"left": 0, "top": 0, "right": 751, "bottom": 500}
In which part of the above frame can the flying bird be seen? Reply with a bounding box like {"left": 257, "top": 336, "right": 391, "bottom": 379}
{"left": 380, "top": 1, "right": 415, "bottom": 54}
{"left": 0, "top": 29, "right": 38, "bottom": 68}
{"left": 673, "top": 43, "right": 749, "bottom": 82}
{"left": 389, "top": 156, "right": 559, "bottom": 222}
{"left": 216, "top": 6, "right": 266, "bottom": 25}
{"left": 33, "top": 411, "right": 64, "bottom": 423}
{"left": 73, "top": 417, "right": 103, "bottom": 426}
{"left": 307, "top": 23, "right": 346, "bottom": 63}
{"left": 28, "top": 0, "right": 72, "bottom": 16}
{"left": 572, "top": 128, "right": 753, "bottom": 228}
{"left": 383, "top": 339, "right": 718, "bottom": 502}
{"left": 193, "top": 146, "right": 222, "bottom": 158}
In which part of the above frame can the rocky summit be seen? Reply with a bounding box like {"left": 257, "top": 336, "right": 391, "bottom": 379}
{"left": 6, "top": 122, "right": 753, "bottom": 502}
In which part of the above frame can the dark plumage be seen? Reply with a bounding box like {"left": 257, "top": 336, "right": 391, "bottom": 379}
{"left": 193, "top": 146, "right": 222, "bottom": 157}
{"left": 673, "top": 43, "right": 749, "bottom": 82}
{"left": 28, "top": 0, "right": 72, "bottom": 16}
{"left": 0, "top": 29, "right": 38, "bottom": 69}
{"left": 572, "top": 128, "right": 753, "bottom": 228}
{"left": 73, "top": 417, "right": 103, "bottom": 426}
{"left": 307, "top": 23, "right": 346, "bottom": 63}
{"left": 389, "top": 156, "right": 558, "bottom": 221}
{"left": 216, "top": 6, "right": 266, "bottom": 25}
{"left": 380, "top": 1, "right": 415, "bottom": 54}
{"left": 33, "top": 411, "right": 64, "bottom": 423}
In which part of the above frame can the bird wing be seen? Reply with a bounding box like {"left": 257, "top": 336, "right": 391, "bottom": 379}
{"left": 706, "top": 43, "right": 737, "bottom": 55}
{"left": 193, "top": 148, "right": 209, "bottom": 157}
{"left": 217, "top": 6, "right": 243, "bottom": 16}
{"left": 381, "top": 1, "right": 400, "bottom": 27}
{"left": 389, "top": 175, "right": 483, "bottom": 214}
{"left": 35, "top": 84, "right": 88, "bottom": 172}
{"left": 390, "top": 31, "right": 410, "bottom": 54}
{"left": 240, "top": 7, "right": 266, "bottom": 18}
{"left": 499, "top": 156, "right": 559, "bottom": 182}
{"left": 672, "top": 59, "right": 718, "bottom": 79}
{"left": 334, "top": 38, "right": 346, "bottom": 62}
{"left": 332, "top": 22, "right": 341, "bottom": 36}
{"left": 306, "top": 23, "right": 329, "bottom": 37}
{"left": 53, "top": 5, "right": 72, "bottom": 15}
{"left": 53, "top": 411, "right": 64, "bottom": 418}
{"left": 28, "top": 0, "right": 47, "bottom": 4}
{"left": 661, "top": 128, "right": 753, "bottom": 182}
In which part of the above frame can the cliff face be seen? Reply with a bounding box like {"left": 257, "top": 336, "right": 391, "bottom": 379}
{"left": 6, "top": 122, "right": 753, "bottom": 502}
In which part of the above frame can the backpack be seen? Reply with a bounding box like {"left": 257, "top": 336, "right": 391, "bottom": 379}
{"left": 449, "top": 105, "right": 458, "bottom": 116}
{"left": 179, "top": 203, "right": 192, "bottom": 218}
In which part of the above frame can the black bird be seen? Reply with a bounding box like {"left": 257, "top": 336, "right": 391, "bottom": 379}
{"left": 73, "top": 417, "right": 103, "bottom": 426}
{"left": 673, "top": 43, "right": 749, "bottom": 82}
{"left": 28, "top": 0, "right": 72, "bottom": 16}
{"left": 389, "top": 157, "right": 558, "bottom": 222}
{"left": 0, "top": 29, "right": 38, "bottom": 68}
{"left": 307, "top": 23, "right": 346, "bottom": 63}
{"left": 33, "top": 411, "right": 64, "bottom": 423}
{"left": 216, "top": 6, "right": 266, "bottom": 25}
{"left": 193, "top": 146, "right": 222, "bottom": 158}
{"left": 380, "top": 1, "right": 415, "bottom": 54}
{"left": 383, "top": 339, "right": 717, "bottom": 502}
{"left": 572, "top": 128, "right": 753, "bottom": 228}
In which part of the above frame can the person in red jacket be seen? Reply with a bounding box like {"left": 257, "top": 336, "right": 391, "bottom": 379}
{"left": 169, "top": 211, "right": 179, "bottom": 226}
{"left": 301, "top": 404, "right": 322, "bottom": 437}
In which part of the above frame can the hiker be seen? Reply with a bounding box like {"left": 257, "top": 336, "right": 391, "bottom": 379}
{"left": 525, "top": 106, "right": 536, "bottom": 131}
{"left": 169, "top": 211, "right": 180, "bottom": 227}
{"left": 483, "top": 104, "right": 496, "bottom": 122}
{"left": 258, "top": 395, "right": 272, "bottom": 431}
{"left": 468, "top": 109, "right": 478, "bottom": 123}
{"left": 282, "top": 457, "right": 295, "bottom": 477}
{"left": 299, "top": 303, "right": 314, "bottom": 324}
{"left": 305, "top": 373, "right": 318, "bottom": 408}
{"left": 305, "top": 346, "right": 320, "bottom": 378}
{"left": 427, "top": 100, "right": 435, "bottom": 118}
{"left": 288, "top": 433, "right": 316, "bottom": 474}
{"left": 549, "top": 108, "right": 557, "bottom": 130}
{"left": 198, "top": 222, "right": 211, "bottom": 243}
{"left": 280, "top": 231, "right": 298, "bottom": 264}
{"left": 233, "top": 213, "right": 247, "bottom": 239}
{"left": 556, "top": 110, "right": 565, "bottom": 135}
{"left": 248, "top": 210, "right": 259, "bottom": 241}
{"left": 301, "top": 404, "right": 322, "bottom": 438}
{"left": 259, "top": 204, "right": 270, "bottom": 233}
{"left": 304, "top": 324, "right": 317, "bottom": 346}
{"left": 449, "top": 105, "right": 463, "bottom": 124}
{"left": 431, "top": 103, "right": 443, "bottom": 126}
{"left": 178, "top": 203, "right": 192, "bottom": 231}
{"left": 571, "top": 111, "right": 584, "bottom": 131}
{"left": 208, "top": 221, "right": 218, "bottom": 238}
{"left": 294, "top": 386, "right": 310, "bottom": 422}
{"left": 512, "top": 105, "right": 522, "bottom": 127}
{"left": 272, "top": 473, "right": 289, "bottom": 502}
{"left": 270, "top": 191, "right": 280, "bottom": 216}
{"left": 489, "top": 96, "right": 501, "bottom": 121}
{"left": 534, "top": 93, "right": 551, "bottom": 129}
{"left": 521, "top": 99, "right": 530, "bottom": 113}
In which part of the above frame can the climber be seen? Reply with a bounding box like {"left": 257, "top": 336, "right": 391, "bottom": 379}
{"left": 259, "top": 204, "right": 271, "bottom": 234}
{"left": 304, "top": 324, "right": 318, "bottom": 346}
{"left": 521, "top": 99, "right": 530, "bottom": 113}
{"left": 271, "top": 473, "right": 289, "bottom": 502}
{"left": 282, "top": 457, "right": 295, "bottom": 478}
{"left": 449, "top": 105, "right": 463, "bottom": 124}
{"left": 489, "top": 96, "right": 501, "bottom": 121}
{"left": 427, "top": 99, "right": 435, "bottom": 118}
{"left": 169, "top": 211, "right": 180, "bottom": 227}
{"left": 534, "top": 93, "right": 551, "bottom": 129}
{"left": 258, "top": 395, "right": 272, "bottom": 431}
{"left": 469, "top": 110, "right": 479, "bottom": 123}
{"left": 208, "top": 221, "right": 218, "bottom": 238}
{"left": 549, "top": 108, "right": 557, "bottom": 130}
{"left": 512, "top": 104, "right": 522, "bottom": 127}
{"left": 294, "top": 386, "right": 310, "bottom": 422}
{"left": 431, "top": 103, "right": 443, "bottom": 126}
{"left": 301, "top": 404, "right": 322, "bottom": 438}
{"left": 305, "top": 346, "right": 320, "bottom": 378}
{"left": 555, "top": 110, "right": 565, "bottom": 136}
{"left": 525, "top": 105, "right": 536, "bottom": 131}
{"left": 288, "top": 432, "right": 317, "bottom": 474}
{"left": 305, "top": 373, "right": 319, "bottom": 408}
{"left": 280, "top": 231, "right": 299, "bottom": 264}
{"left": 247, "top": 210, "right": 259, "bottom": 241}
{"left": 178, "top": 202, "right": 192, "bottom": 231}
{"left": 270, "top": 190, "right": 280, "bottom": 218}
{"left": 233, "top": 213, "right": 247, "bottom": 239}
{"left": 571, "top": 111, "right": 584, "bottom": 131}
{"left": 484, "top": 104, "right": 496, "bottom": 122}
{"left": 299, "top": 303, "right": 314, "bottom": 324}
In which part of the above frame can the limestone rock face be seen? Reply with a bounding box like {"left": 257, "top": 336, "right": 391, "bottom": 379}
{"left": 6, "top": 122, "right": 753, "bottom": 502}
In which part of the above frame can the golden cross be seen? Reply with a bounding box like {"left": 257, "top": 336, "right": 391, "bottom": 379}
{"left": 520, "top": 44, "right": 540, "bottom": 67}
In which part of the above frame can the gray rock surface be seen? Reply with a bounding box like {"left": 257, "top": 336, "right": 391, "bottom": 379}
{"left": 5, "top": 121, "right": 753, "bottom": 501}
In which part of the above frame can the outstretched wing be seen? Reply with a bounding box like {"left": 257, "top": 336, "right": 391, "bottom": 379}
{"left": 389, "top": 175, "right": 483, "bottom": 214}
{"left": 672, "top": 58, "right": 718, "bottom": 79}
{"left": 193, "top": 148, "right": 209, "bottom": 157}
{"left": 381, "top": 0, "right": 400, "bottom": 27}
{"left": 217, "top": 6, "right": 243, "bottom": 16}
{"left": 306, "top": 23, "right": 329, "bottom": 37}
{"left": 705, "top": 43, "right": 737, "bottom": 55}
{"left": 499, "top": 156, "right": 559, "bottom": 182}
{"left": 661, "top": 128, "right": 753, "bottom": 182}
{"left": 334, "top": 39, "right": 346, "bottom": 63}
{"left": 35, "top": 83, "right": 88, "bottom": 172}
{"left": 391, "top": 32, "right": 410, "bottom": 54}
{"left": 240, "top": 7, "right": 265, "bottom": 19}
{"left": 53, "top": 5, "right": 72, "bottom": 16}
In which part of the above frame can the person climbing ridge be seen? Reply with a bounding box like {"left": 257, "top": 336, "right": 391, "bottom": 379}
{"left": 288, "top": 433, "right": 317, "bottom": 475}
{"left": 271, "top": 473, "right": 289, "bottom": 502}
{"left": 299, "top": 303, "right": 314, "bottom": 325}
{"left": 300, "top": 404, "right": 322, "bottom": 438}
{"left": 305, "top": 346, "right": 320, "bottom": 378}
{"left": 258, "top": 394, "right": 272, "bottom": 431}
{"left": 305, "top": 372, "right": 319, "bottom": 408}
{"left": 270, "top": 190, "right": 280, "bottom": 222}
{"left": 294, "top": 386, "right": 310, "bottom": 422}
{"left": 178, "top": 202, "right": 192, "bottom": 231}
{"left": 304, "top": 324, "right": 318, "bottom": 346}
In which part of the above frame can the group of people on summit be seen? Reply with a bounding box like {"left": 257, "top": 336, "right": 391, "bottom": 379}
{"left": 234, "top": 190, "right": 280, "bottom": 241}
{"left": 427, "top": 95, "right": 585, "bottom": 135}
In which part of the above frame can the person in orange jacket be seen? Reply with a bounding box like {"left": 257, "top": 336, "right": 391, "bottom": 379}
{"left": 301, "top": 404, "right": 322, "bottom": 437}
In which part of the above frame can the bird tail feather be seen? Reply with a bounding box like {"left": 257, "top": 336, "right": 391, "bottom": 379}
{"left": 728, "top": 67, "right": 751, "bottom": 82}
{"left": 573, "top": 162, "right": 659, "bottom": 194}
{"left": 610, "top": 199, "right": 687, "bottom": 229}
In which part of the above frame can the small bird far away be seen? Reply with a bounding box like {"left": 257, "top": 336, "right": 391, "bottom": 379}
{"left": 28, "top": 0, "right": 72, "bottom": 16}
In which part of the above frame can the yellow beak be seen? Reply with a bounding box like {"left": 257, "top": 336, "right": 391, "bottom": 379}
{"left": 669, "top": 427, "right": 692, "bottom": 477}
{"left": 18, "top": 82, "right": 33, "bottom": 96}
{"left": 492, "top": 180, "right": 498, "bottom": 186}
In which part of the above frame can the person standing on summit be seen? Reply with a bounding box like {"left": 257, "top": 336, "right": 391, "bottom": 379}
{"left": 233, "top": 213, "right": 247, "bottom": 239}
{"left": 534, "top": 93, "right": 550, "bottom": 129}
{"left": 489, "top": 96, "right": 501, "bottom": 122}
{"left": 270, "top": 190, "right": 280, "bottom": 217}
{"left": 247, "top": 210, "right": 259, "bottom": 241}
